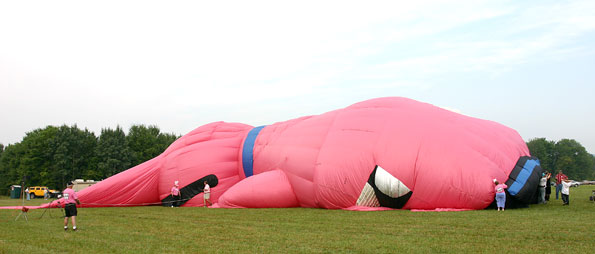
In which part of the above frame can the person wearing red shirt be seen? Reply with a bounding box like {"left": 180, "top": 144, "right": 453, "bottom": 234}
{"left": 555, "top": 170, "right": 567, "bottom": 200}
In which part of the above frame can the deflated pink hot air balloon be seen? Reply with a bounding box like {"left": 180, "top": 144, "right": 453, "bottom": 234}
{"left": 38, "top": 97, "right": 542, "bottom": 211}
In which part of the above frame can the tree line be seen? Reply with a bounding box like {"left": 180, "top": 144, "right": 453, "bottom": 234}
{"left": 0, "top": 124, "right": 179, "bottom": 194}
{"left": 526, "top": 138, "right": 595, "bottom": 180}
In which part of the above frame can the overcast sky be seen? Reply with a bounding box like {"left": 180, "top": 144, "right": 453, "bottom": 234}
{"left": 1, "top": 0, "right": 594, "bottom": 154}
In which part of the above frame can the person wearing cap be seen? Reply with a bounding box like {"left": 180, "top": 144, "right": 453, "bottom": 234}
{"left": 538, "top": 172, "right": 549, "bottom": 204}
{"left": 61, "top": 181, "right": 81, "bottom": 231}
{"left": 171, "top": 181, "right": 181, "bottom": 207}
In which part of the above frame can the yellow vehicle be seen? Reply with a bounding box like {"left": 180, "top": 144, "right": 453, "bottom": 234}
{"left": 27, "top": 186, "right": 60, "bottom": 198}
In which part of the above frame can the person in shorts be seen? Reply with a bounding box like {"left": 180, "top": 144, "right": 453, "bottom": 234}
{"left": 61, "top": 181, "right": 81, "bottom": 231}
{"left": 203, "top": 180, "right": 212, "bottom": 207}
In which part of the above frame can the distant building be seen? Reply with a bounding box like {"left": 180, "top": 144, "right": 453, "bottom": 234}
{"left": 72, "top": 179, "right": 99, "bottom": 191}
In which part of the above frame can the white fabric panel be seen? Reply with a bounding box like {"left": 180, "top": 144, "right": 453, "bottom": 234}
{"left": 375, "top": 166, "right": 410, "bottom": 198}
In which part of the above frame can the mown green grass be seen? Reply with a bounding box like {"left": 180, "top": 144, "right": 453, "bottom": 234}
{"left": 1, "top": 186, "right": 594, "bottom": 253}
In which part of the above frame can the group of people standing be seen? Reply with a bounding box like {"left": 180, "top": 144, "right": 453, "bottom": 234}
{"left": 170, "top": 180, "right": 212, "bottom": 208}
{"left": 52, "top": 179, "right": 212, "bottom": 232}
{"left": 494, "top": 170, "right": 573, "bottom": 211}
{"left": 543, "top": 170, "right": 572, "bottom": 205}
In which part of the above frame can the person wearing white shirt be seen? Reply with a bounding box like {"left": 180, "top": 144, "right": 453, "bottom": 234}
{"left": 561, "top": 179, "right": 572, "bottom": 205}
{"left": 203, "top": 181, "right": 212, "bottom": 207}
{"left": 538, "top": 173, "right": 548, "bottom": 204}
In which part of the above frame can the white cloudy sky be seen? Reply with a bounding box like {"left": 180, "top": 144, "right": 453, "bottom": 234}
{"left": 1, "top": 0, "right": 594, "bottom": 153}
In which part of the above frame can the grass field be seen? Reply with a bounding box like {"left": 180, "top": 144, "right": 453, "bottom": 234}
{"left": 1, "top": 186, "right": 594, "bottom": 254}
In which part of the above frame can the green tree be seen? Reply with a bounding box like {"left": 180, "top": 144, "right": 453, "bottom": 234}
{"left": 590, "top": 154, "right": 595, "bottom": 179}
{"left": 0, "top": 127, "right": 61, "bottom": 190}
{"left": 0, "top": 125, "right": 98, "bottom": 190}
{"left": 126, "top": 125, "right": 178, "bottom": 166}
{"left": 25, "top": 126, "right": 92, "bottom": 188}
{"left": 526, "top": 138, "right": 556, "bottom": 170}
{"left": 95, "top": 126, "right": 132, "bottom": 179}
{"left": 0, "top": 143, "right": 3, "bottom": 190}
{"left": 553, "top": 139, "right": 593, "bottom": 180}
{"left": 22, "top": 126, "right": 60, "bottom": 188}
{"left": 49, "top": 125, "right": 98, "bottom": 188}
{"left": 527, "top": 138, "right": 594, "bottom": 180}
{"left": 0, "top": 124, "right": 178, "bottom": 192}
{"left": 0, "top": 143, "right": 26, "bottom": 195}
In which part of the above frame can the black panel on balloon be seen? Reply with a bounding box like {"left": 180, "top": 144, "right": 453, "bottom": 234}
{"left": 161, "top": 174, "right": 218, "bottom": 207}
{"left": 367, "top": 166, "right": 412, "bottom": 209}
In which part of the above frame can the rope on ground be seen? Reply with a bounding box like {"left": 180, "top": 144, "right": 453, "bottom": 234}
{"left": 77, "top": 196, "right": 198, "bottom": 207}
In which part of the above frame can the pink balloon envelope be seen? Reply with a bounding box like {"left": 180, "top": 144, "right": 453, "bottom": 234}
{"left": 38, "top": 97, "right": 541, "bottom": 211}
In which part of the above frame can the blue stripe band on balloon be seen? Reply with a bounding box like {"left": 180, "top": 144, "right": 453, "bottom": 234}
{"left": 508, "top": 159, "right": 538, "bottom": 195}
{"left": 242, "top": 126, "right": 266, "bottom": 178}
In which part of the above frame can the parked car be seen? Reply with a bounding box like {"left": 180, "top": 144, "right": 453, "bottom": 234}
{"left": 28, "top": 186, "right": 61, "bottom": 198}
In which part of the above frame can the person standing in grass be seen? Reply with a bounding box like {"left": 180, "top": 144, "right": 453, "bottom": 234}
{"left": 538, "top": 172, "right": 550, "bottom": 204}
{"left": 555, "top": 170, "right": 567, "bottom": 200}
{"left": 560, "top": 179, "right": 572, "bottom": 205}
{"left": 171, "top": 181, "right": 181, "bottom": 207}
{"left": 61, "top": 181, "right": 81, "bottom": 231}
{"left": 493, "top": 179, "right": 508, "bottom": 211}
{"left": 203, "top": 180, "right": 212, "bottom": 207}
{"left": 544, "top": 170, "right": 552, "bottom": 201}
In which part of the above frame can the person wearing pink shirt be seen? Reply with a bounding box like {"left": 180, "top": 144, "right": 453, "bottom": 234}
{"left": 493, "top": 179, "right": 508, "bottom": 211}
{"left": 61, "top": 181, "right": 81, "bottom": 231}
{"left": 170, "top": 181, "right": 181, "bottom": 207}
